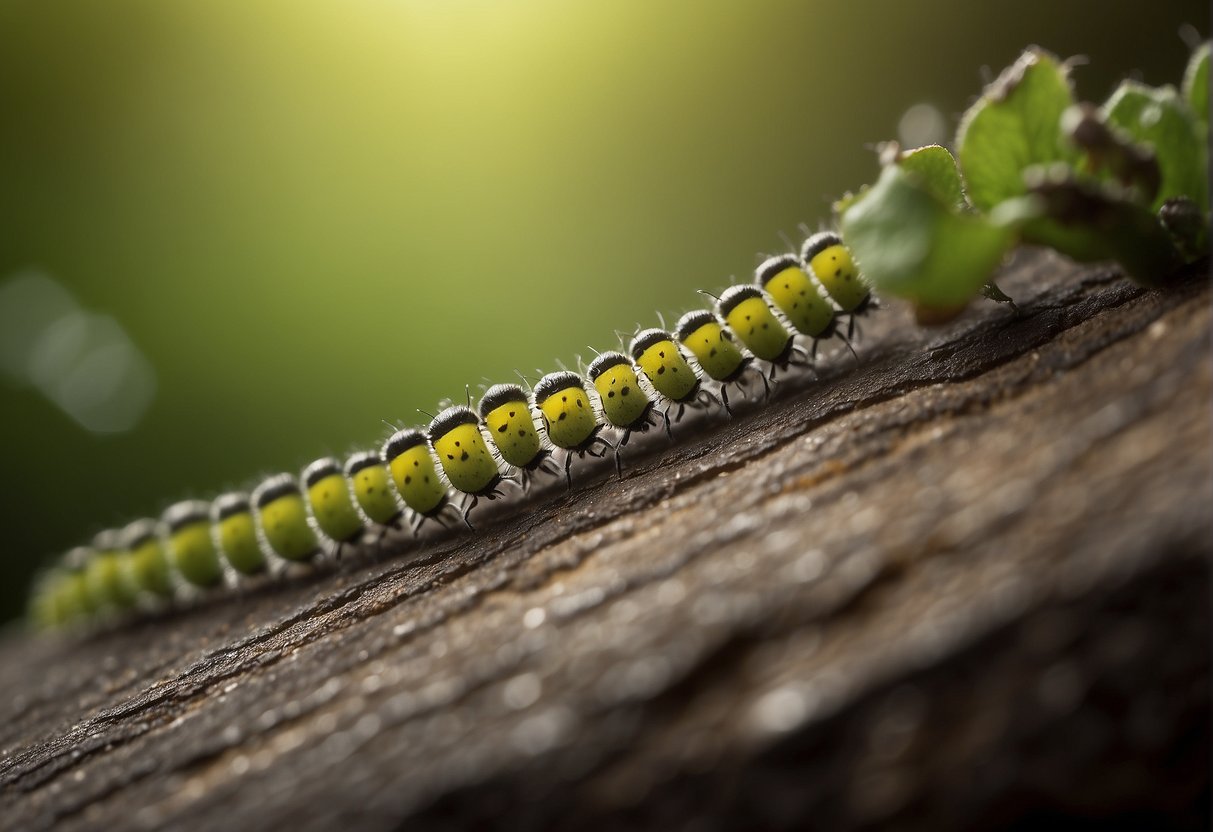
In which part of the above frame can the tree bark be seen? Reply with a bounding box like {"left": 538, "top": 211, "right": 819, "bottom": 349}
{"left": 0, "top": 248, "right": 1209, "bottom": 831}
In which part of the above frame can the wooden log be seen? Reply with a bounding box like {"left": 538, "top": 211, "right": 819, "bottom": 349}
{"left": 0, "top": 248, "right": 1208, "bottom": 831}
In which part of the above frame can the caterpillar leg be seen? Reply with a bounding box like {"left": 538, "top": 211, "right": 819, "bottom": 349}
{"left": 846, "top": 296, "right": 877, "bottom": 340}
{"left": 560, "top": 443, "right": 610, "bottom": 491}
{"left": 613, "top": 410, "right": 657, "bottom": 475}
{"left": 410, "top": 512, "right": 435, "bottom": 535}
{"left": 461, "top": 493, "right": 480, "bottom": 531}
{"left": 748, "top": 361, "right": 774, "bottom": 400}
{"left": 439, "top": 501, "right": 466, "bottom": 531}
{"left": 569, "top": 434, "right": 617, "bottom": 480}
{"left": 693, "top": 386, "right": 721, "bottom": 413}
{"left": 413, "top": 502, "right": 463, "bottom": 535}
{"left": 586, "top": 433, "right": 614, "bottom": 459}
{"left": 563, "top": 449, "right": 575, "bottom": 491}
{"left": 838, "top": 331, "right": 859, "bottom": 364}
{"left": 478, "top": 475, "right": 516, "bottom": 502}
{"left": 477, "top": 477, "right": 526, "bottom": 516}
{"left": 616, "top": 426, "right": 634, "bottom": 450}
{"left": 726, "top": 359, "right": 772, "bottom": 408}
{"left": 455, "top": 479, "right": 520, "bottom": 530}
{"left": 517, "top": 451, "right": 561, "bottom": 492}
{"left": 784, "top": 344, "right": 817, "bottom": 379}
{"left": 611, "top": 429, "right": 631, "bottom": 475}
{"left": 368, "top": 518, "right": 402, "bottom": 556}
{"left": 719, "top": 383, "right": 733, "bottom": 417}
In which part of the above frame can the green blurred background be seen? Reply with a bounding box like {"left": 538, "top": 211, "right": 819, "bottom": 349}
{"left": 0, "top": 0, "right": 1205, "bottom": 624}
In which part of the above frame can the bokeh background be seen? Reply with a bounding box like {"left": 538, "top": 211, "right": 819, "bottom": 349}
{"left": 0, "top": 0, "right": 1205, "bottom": 624}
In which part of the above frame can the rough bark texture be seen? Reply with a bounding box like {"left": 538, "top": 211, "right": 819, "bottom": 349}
{"left": 0, "top": 249, "right": 1209, "bottom": 831}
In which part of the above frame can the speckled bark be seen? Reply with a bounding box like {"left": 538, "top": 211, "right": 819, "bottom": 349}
{"left": 0, "top": 249, "right": 1208, "bottom": 831}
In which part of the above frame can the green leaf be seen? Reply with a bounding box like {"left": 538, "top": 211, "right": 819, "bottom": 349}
{"left": 1102, "top": 81, "right": 1208, "bottom": 213}
{"left": 831, "top": 185, "right": 867, "bottom": 218}
{"left": 840, "top": 165, "right": 1016, "bottom": 308}
{"left": 1182, "top": 41, "right": 1209, "bottom": 139}
{"left": 1020, "top": 167, "right": 1185, "bottom": 285}
{"left": 894, "top": 144, "right": 968, "bottom": 210}
{"left": 1061, "top": 103, "right": 1160, "bottom": 204}
{"left": 956, "top": 48, "right": 1078, "bottom": 212}
{"left": 1159, "top": 196, "right": 1210, "bottom": 261}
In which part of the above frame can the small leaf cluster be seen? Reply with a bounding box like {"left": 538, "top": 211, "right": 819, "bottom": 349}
{"left": 838, "top": 42, "right": 1210, "bottom": 320}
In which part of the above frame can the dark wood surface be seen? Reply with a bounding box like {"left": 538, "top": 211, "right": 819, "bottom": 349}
{"left": 0, "top": 249, "right": 1208, "bottom": 831}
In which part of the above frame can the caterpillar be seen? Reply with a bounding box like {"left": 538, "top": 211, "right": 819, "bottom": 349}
{"left": 27, "top": 231, "right": 871, "bottom": 631}
{"left": 23, "top": 40, "right": 1211, "bottom": 631}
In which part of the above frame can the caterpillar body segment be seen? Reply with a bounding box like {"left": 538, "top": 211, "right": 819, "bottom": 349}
{"left": 715, "top": 285, "right": 809, "bottom": 379}
{"left": 382, "top": 429, "right": 463, "bottom": 533}
{"left": 30, "top": 547, "right": 95, "bottom": 630}
{"left": 802, "top": 232, "right": 868, "bottom": 313}
{"left": 629, "top": 329, "right": 699, "bottom": 404}
{"left": 123, "top": 517, "right": 175, "bottom": 598}
{"left": 629, "top": 328, "right": 721, "bottom": 428}
{"left": 212, "top": 493, "right": 268, "bottom": 576}
{"left": 478, "top": 384, "right": 559, "bottom": 489}
{"left": 344, "top": 452, "right": 404, "bottom": 529}
{"left": 532, "top": 371, "right": 614, "bottom": 487}
{"left": 532, "top": 372, "right": 600, "bottom": 449}
{"left": 427, "top": 406, "right": 519, "bottom": 529}
{"left": 801, "top": 231, "right": 874, "bottom": 339}
{"left": 163, "top": 500, "right": 226, "bottom": 588}
{"left": 755, "top": 253, "right": 856, "bottom": 362}
{"left": 674, "top": 311, "right": 747, "bottom": 383}
{"left": 302, "top": 457, "right": 366, "bottom": 555}
{"left": 675, "top": 310, "right": 771, "bottom": 413}
{"left": 85, "top": 529, "right": 140, "bottom": 611}
{"left": 715, "top": 286, "right": 796, "bottom": 368}
{"left": 252, "top": 475, "right": 321, "bottom": 564}
{"left": 586, "top": 351, "right": 660, "bottom": 457}
{"left": 28, "top": 569, "right": 72, "bottom": 631}
{"left": 756, "top": 254, "right": 836, "bottom": 337}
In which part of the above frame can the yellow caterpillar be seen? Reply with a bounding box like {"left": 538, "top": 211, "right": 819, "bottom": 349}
{"left": 28, "top": 232, "right": 870, "bottom": 631}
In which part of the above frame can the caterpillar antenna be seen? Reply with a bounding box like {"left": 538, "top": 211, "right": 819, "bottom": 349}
{"left": 777, "top": 229, "right": 796, "bottom": 255}
{"left": 513, "top": 368, "right": 534, "bottom": 390}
